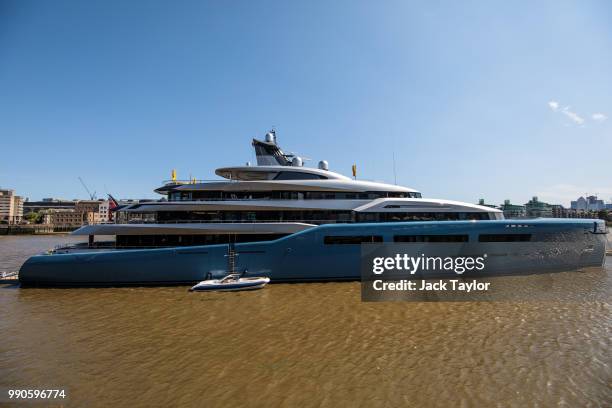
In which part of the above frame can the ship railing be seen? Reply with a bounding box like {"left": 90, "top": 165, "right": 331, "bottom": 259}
{"left": 52, "top": 241, "right": 116, "bottom": 251}
{"left": 125, "top": 219, "right": 352, "bottom": 224}
{"left": 166, "top": 198, "right": 285, "bottom": 202}
{"left": 52, "top": 243, "right": 81, "bottom": 251}
{"left": 164, "top": 198, "right": 374, "bottom": 202}
{"left": 162, "top": 179, "right": 239, "bottom": 185}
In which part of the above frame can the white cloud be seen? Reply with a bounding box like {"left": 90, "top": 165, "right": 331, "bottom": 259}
{"left": 548, "top": 100, "right": 559, "bottom": 111}
{"left": 560, "top": 106, "right": 584, "bottom": 125}
{"left": 547, "top": 100, "right": 608, "bottom": 126}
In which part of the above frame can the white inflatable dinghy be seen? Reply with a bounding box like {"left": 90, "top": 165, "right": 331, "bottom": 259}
{"left": 190, "top": 274, "right": 270, "bottom": 292}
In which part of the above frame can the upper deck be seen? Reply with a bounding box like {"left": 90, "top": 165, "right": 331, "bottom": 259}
{"left": 155, "top": 131, "right": 422, "bottom": 199}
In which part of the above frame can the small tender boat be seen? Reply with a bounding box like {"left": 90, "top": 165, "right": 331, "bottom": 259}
{"left": 189, "top": 274, "right": 270, "bottom": 292}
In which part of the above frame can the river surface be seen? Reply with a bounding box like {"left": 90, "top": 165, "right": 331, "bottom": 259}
{"left": 1, "top": 235, "right": 611, "bottom": 407}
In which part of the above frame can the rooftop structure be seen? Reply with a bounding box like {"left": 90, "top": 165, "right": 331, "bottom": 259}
{"left": 525, "top": 196, "right": 553, "bottom": 218}
{"left": 477, "top": 198, "right": 499, "bottom": 209}
{"left": 500, "top": 199, "right": 526, "bottom": 219}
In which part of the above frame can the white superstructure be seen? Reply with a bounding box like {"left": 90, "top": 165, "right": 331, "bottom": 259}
{"left": 75, "top": 131, "right": 502, "bottom": 243}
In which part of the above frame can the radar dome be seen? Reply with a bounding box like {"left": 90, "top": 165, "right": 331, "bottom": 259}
{"left": 292, "top": 157, "right": 303, "bottom": 167}
{"left": 265, "top": 131, "right": 276, "bottom": 143}
{"left": 318, "top": 160, "right": 329, "bottom": 171}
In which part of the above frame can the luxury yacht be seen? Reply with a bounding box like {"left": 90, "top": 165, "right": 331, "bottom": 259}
{"left": 19, "top": 131, "right": 607, "bottom": 286}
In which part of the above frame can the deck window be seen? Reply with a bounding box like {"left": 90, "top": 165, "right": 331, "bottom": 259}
{"left": 323, "top": 235, "right": 383, "bottom": 245}
{"left": 478, "top": 234, "right": 531, "bottom": 242}
{"left": 115, "top": 233, "right": 287, "bottom": 248}
{"left": 274, "top": 172, "right": 327, "bottom": 180}
{"left": 170, "top": 190, "right": 421, "bottom": 201}
{"left": 394, "top": 235, "right": 469, "bottom": 243}
{"left": 357, "top": 212, "right": 492, "bottom": 222}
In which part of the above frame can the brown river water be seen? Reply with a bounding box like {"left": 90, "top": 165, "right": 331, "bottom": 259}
{"left": 1, "top": 235, "right": 611, "bottom": 407}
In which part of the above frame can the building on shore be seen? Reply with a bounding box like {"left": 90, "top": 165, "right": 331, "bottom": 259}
{"left": 571, "top": 195, "right": 608, "bottom": 212}
{"left": 525, "top": 196, "right": 553, "bottom": 218}
{"left": 86, "top": 210, "right": 105, "bottom": 225}
{"left": 4, "top": 193, "right": 151, "bottom": 228}
{"left": 477, "top": 199, "right": 499, "bottom": 209}
{"left": 0, "top": 189, "right": 25, "bottom": 224}
{"left": 479, "top": 195, "right": 609, "bottom": 220}
{"left": 551, "top": 204, "right": 573, "bottom": 218}
{"left": 23, "top": 198, "right": 76, "bottom": 215}
{"left": 50, "top": 209, "right": 84, "bottom": 228}
{"left": 74, "top": 200, "right": 103, "bottom": 218}
{"left": 23, "top": 198, "right": 113, "bottom": 227}
{"left": 98, "top": 200, "right": 110, "bottom": 223}
{"left": 500, "top": 200, "right": 526, "bottom": 219}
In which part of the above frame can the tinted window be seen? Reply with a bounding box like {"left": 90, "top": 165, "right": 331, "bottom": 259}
{"left": 180, "top": 190, "right": 420, "bottom": 201}
{"left": 274, "top": 172, "right": 327, "bottom": 180}
{"left": 116, "top": 233, "right": 287, "bottom": 248}
{"left": 478, "top": 234, "right": 531, "bottom": 242}
{"left": 394, "top": 235, "right": 469, "bottom": 243}
{"left": 324, "top": 235, "right": 383, "bottom": 245}
{"left": 357, "top": 212, "right": 492, "bottom": 222}
{"left": 156, "top": 209, "right": 353, "bottom": 224}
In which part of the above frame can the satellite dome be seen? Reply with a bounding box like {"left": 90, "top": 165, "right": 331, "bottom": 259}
{"left": 265, "top": 131, "right": 276, "bottom": 143}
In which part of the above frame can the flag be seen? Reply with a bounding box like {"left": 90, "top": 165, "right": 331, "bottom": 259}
{"left": 108, "top": 194, "right": 119, "bottom": 221}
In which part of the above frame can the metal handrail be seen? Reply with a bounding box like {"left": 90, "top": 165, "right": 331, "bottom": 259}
{"left": 161, "top": 179, "right": 238, "bottom": 185}
{"left": 164, "top": 197, "right": 374, "bottom": 202}
{"left": 123, "top": 219, "right": 349, "bottom": 224}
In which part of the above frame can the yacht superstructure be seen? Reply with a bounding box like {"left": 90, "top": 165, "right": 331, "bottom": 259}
{"left": 18, "top": 131, "right": 606, "bottom": 286}
{"left": 74, "top": 131, "right": 501, "bottom": 248}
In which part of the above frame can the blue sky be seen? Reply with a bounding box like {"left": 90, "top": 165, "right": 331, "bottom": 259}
{"left": 0, "top": 0, "right": 610, "bottom": 206}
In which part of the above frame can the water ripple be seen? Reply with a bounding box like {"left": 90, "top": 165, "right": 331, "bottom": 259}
{"left": 0, "top": 235, "right": 610, "bottom": 407}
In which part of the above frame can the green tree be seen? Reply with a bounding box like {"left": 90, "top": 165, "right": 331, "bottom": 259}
{"left": 597, "top": 210, "right": 609, "bottom": 221}
{"left": 24, "top": 212, "right": 42, "bottom": 224}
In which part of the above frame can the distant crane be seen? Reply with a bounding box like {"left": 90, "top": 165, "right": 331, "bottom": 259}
{"left": 78, "top": 177, "right": 97, "bottom": 200}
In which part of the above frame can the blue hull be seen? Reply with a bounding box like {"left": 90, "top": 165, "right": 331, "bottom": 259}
{"left": 18, "top": 219, "right": 607, "bottom": 286}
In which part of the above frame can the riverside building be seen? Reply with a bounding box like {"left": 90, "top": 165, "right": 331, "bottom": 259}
{"left": 525, "top": 196, "right": 553, "bottom": 218}
{"left": 500, "top": 200, "right": 526, "bottom": 219}
{"left": 0, "top": 189, "right": 24, "bottom": 224}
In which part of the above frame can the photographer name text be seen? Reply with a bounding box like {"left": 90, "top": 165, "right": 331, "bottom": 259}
{"left": 372, "top": 279, "right": 491, "bottom": 292}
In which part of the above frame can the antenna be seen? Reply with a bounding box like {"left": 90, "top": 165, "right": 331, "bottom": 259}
{"left": 391, "top": 134, "right": 398, "bottom": 185}
{"left": 78, "top": 177, "right": 96, "bottom": 200}
{"left": 392, "top": 151, "right": 397, "bottom": 185}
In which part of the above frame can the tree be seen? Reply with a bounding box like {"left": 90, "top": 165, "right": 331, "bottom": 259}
{"left": 24, "top": 212, "right": 42, "bottom": 224}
